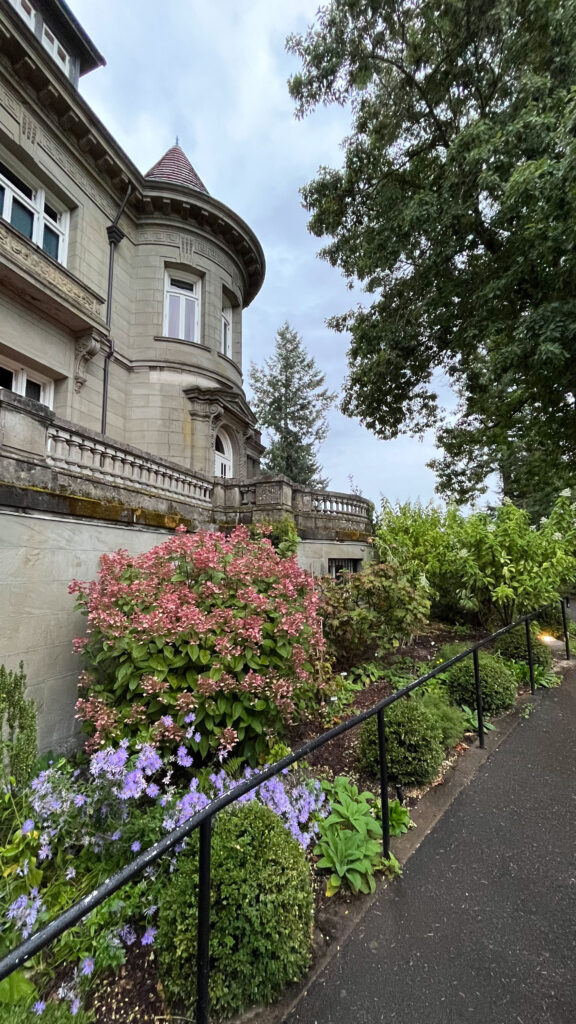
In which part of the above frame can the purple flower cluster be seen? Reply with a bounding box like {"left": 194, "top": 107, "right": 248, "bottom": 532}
{"left": 7, "top": 888, "right": 45, "bottom": 939}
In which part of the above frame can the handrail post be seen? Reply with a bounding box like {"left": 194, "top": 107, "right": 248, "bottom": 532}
{"left": 525, "top": 620, "right": 535, "bottom": 694}
{"left": 196, "top": 815, "right": 213, "bottom": 1024}
{"left": 377, "top": 709, "right": 391, "bottom": 858}
{"left": 472, "top": 648, "right": 485, "bottom": 749}
{"left": 561, "top": 598, "right": 571, "bottom": 661}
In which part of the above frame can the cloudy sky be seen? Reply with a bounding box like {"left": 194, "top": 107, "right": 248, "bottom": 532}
{"left": 70, "top": 0, "right": 448, "bottom": 507}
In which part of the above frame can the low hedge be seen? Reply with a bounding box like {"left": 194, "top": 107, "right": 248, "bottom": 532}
{"left": 418, "top": 691, "right": 467, "bottom": 748}
{"left": 156, "top": 802, "right": 314, "bottom": 1018}
{"left": 444, "top": 651, "right": 517, "bottom": 715}
{"left": 494, "top": 622, "right": 553, "bottom": 671}
{"left": 358, "top": 697, "right": 445, "bottom": 786}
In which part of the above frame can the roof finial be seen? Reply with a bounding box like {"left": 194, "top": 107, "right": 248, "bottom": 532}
{"left": 175, "top": 135, "right": 179, "bottom": 146}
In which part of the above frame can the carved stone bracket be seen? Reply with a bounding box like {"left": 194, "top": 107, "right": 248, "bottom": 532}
{"left": 74, "top": 330, "right": 105, "bottom": 391}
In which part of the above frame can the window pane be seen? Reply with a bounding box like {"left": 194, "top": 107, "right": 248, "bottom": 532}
{"left": 0, "top": 367, "right": 14, "bottom": 390}
{"left": 0, "top": 183, "right": 4, "bottom": 217}
{"left": 0, "top": 161, "right": 33, "bottom": 199}
{"left": 44, "top": 201, "right": 58, "bottom": 222}
{"left": 183, "top": 297, "right": 196, "bottom": 341}
{"left": 168, "top": 293, "right": 180, "bottom": 337}
{"left": 25, "top": 379, "right": 42, "bottom": 402}
{"left": 170, "top": 278, "right": 196, "bottom": 293}
{"left": 43, "top": 224, "right": 59, "bottom": 259}
{"left": 11, "top": 198, "right": 34, "bottom": 239}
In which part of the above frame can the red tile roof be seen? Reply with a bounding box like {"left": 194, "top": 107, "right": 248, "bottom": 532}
{"left": 145, "top": 145, "right": 209, "bottom": 194}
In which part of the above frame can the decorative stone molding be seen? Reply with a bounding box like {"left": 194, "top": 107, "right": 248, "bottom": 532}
{"left": 0, "top": 221, "right": 104, "bottom": 321}
{"left": 74, "top": 330, "right": 105, "bottom": 392}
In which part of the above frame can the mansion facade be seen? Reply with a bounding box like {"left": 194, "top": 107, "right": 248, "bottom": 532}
{"left": 0, "top": 0, "right": 371, "bottom": 750}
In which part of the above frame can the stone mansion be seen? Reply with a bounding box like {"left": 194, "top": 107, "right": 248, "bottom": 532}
{"left": 0, "top": 0, "right": 371, "bottom": 751}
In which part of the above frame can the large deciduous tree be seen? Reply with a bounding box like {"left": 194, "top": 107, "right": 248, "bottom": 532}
{"left": 249, "top": 323, "right": 336, "bottom": 488}
{"left": 287, "top": 0, "right": 576, "bottom": 514}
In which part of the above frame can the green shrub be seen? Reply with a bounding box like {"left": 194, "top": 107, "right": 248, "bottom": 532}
{"left": 156, "top": 802, "right": 313, "bottom": 1018}
{"left": 444, "top": 652, "right": 517, "bottom": 715}
{"left": 249, "top": 514, "right": 300, "bottom": 557}
{"left": 0, "top": 662, "right": 37, "bottom": 790}
{"left": 358, "top": 698, "right": 445, "bottom": 786}
{"left": 418, "top": 691, "right": 467, "bottom": 748}
{"left": 494, "top": 623, "right": 553, "bottom": 671}
{"left": 319, "top": 561, "right": 430, "bottom": 672}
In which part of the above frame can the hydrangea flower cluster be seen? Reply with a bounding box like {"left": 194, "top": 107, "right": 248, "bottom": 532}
{"left": 70, "top": 526, "right": 326, "bottom": 761}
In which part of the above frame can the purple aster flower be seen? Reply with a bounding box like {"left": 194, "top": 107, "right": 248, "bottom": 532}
{"left": 110, "top": 830, "right": 122, "bottom": 841}
{"left": 184, "top": 712, "right": 196, "bottom": 724}
{"left": 80, "top": 956, "right": 94, "bottom": 976}
{"left": 145, "top": 783, "right": 160, "bottom": 799}
{"left": 70, "top": 995, "right": 80, "bottom": 1015}
{"left": 66, "top": 867, "right": 76, "bottom": 881}
{"left": 119, "top": 924, "right": 137, "bottom": 946}
{"left": 131, "top": 840, "right": 141, "bottom": 852}
{"left": 136, "top": 745, "right": 162, "bottom": 776}
{"left": 141, "top": 927, "right": 157, "bottom": 946}
{"left": 38, "top": 844, "right": 51, "bottom": 862}
{"left": 21, "top": 818, "right": 34, "bottom": 835}
{"left": 193, "top": 732, "right": 202, "bottom": 744}
{"left": 176, "top": 745, "right": 193, "bottom": 768}
{"left": 74, "top": 794, "right": 86, "bottom": 807}
{"left": 32, "top": 1001, "right": 46, "bottom": 1015}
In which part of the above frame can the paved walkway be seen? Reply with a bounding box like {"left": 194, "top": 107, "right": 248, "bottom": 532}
{"left": 286, "top": 672, "right": 576, "bottom": 1024}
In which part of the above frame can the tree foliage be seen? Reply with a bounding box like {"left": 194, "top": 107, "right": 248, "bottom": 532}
{"left": 287, "top": 0, "right": 576, "bottom": 509}
{"left": 249, "top": 322, "right": 336, "bottom": 488}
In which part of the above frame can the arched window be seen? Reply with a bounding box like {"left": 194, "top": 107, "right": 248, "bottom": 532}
{"left": 215, "top": 430, "right": 233, "bottom": 478}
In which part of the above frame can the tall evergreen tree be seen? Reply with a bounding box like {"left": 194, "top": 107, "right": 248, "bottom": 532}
{"left": 249, "top": 323, "right": 336, "bottom": 488}
{"left": 287, "top": 0, "right": 576, "bottom": 513}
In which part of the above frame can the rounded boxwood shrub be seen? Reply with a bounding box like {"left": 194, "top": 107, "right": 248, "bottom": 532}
{"left": 494, "top": 622, "right": 553, "bottom": 671}
{"left": 444, "top": 651, "right": 517, "bottom": 715}
{"left": 418, "top": 691, "right": 467, "bottom": 748}
{"left": 156, "top": 802, "right": 314, "bottom": 1018}
{"left": 358, "top": 697, "right": 445, "bottom": 786}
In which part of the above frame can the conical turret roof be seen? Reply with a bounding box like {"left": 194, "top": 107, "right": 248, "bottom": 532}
{"left": 145, "top": 145, "right": 209, "bottom": 194}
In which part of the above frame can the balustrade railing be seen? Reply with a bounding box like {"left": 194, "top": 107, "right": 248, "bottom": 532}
{"left": 46, "top": 425, "right": 213, "bottom": 505}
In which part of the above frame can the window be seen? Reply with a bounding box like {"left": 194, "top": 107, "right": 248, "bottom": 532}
{"left": 328, "top": 558, "right": 362, "bottom": 579}
{"left": 8, "top": 0, "right": 35, "bottom": 28}
{"left": 0, "top": 160, "right": 68, "bottom": 264}
{"left": 221, "top": 305, "right": 232, "bottom": 358}
{"left": 163, "top": 274, "right": 200, "bottom": 343}
{"left": 41, "top": 24, "right": 70, "bottom": 74}
{"left": 214, "top": 431, "right": 233, "bottom": 478}
{"left": 0, "top": 357, "right": 54, "bottom": 408}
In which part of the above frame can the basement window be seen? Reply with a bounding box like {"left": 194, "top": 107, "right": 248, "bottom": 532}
{"left": 0, "top": 358, "right": 54, "bottom": 408}
{"left": 328, "top": 558, "right": 362, "bottom": 579}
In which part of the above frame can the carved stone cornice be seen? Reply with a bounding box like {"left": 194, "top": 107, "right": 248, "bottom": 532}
{"left": 73, "top": 329, "right": 106, "bottom": 392}
{"left": 0, "top": 221, "right": 105, "bottom": 331}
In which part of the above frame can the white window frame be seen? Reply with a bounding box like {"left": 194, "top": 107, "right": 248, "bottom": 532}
{"left": 41, "top": 23, "right": 70, "bottom": 74}
{"left": 221, "top": 304, "right": 233, "bottom": 358}
{"left": 0, "top": 355, "right": 54, "bottom": 408}
{"left": 163, "top": 272, "right": 201, "bottom": 343}
{"left": 8, "top": 0, "right": 35, "bottom": 28}
{"left": 0, "top": 160, "right": 69, "bottom": 265}
{"left": 214, "top": 430, "right": 233, "bottom": 478}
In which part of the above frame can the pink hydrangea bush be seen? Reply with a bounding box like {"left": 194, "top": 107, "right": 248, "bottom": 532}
{"left": 70, "top": 526, "right": 325, "bottom": 764}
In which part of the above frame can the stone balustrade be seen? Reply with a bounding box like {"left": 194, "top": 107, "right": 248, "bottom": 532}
{"left": 46, "top": 424, "right": 213, "bottom": 506}
{"left": 309, "top": 491, "right": 370, "bottom": 519}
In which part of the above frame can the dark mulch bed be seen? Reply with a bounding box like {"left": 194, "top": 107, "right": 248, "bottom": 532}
{"left": 88, "top": 946, "right": 168, "bottom": 1023}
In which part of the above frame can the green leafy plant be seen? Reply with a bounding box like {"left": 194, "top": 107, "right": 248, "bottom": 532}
{"left": 319, "top": 561, "right": 430, "bottom": 672}
{"left": 386, "top": 798, "right": 411, "bottom": 837}
{"left": 358, "top": 698, "right": 445, "bottom": 787}
{"left": 156, "top": 802, "right": 313, "bottom": 1017}
{"left": 460, "top": 705, "right": 496, "bottom": 734}
{"left": 0, "top": 662, "right": 37, "bottom": 790}
{"left": 495, "top": 623, "right": 553, "bottom": 671}
{"left": 314, "top": 776, "right": 383, "bottom": 896}
{"left": 346, "top": 661, "right": 383, "bottom": 687}
{"left": 417, "top": 691, "right": 467, "bottom": 748}
{"left": 507, "top": 661, "right": 560, "bottom": 690}
{"left": 248, "top": 514, "right": 299, "bottom": 558}
{"left": 382, "top": 853, "right": 403, "bottom": 880}
{"left": 444, "top": 653, "right": 517, "bottom": 716}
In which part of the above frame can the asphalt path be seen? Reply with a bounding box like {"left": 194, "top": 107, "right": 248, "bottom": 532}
{"left": 285, "top": 672, "right": 576, "bottom": 1024}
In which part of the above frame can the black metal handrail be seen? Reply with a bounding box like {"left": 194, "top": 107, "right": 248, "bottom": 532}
{"left": 0, "top": 600, "right": 571, "bottom": 1021}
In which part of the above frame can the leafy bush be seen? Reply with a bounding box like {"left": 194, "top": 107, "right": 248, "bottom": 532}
{"left": 248, "top": 514, "right": 299, "bottom": 557}
{"left": 418, "top": 691, "right": 467, "bottom": 748}
{"left": 358, "top": 699, "right": 445, "bottom": 786}
{"left": 376, "top": 494, "right": 576, "bottom": 626}
{"left": 495, "top": 623, "right": 553, "bottom": 671}
{"left": 0, "top": 662, "right": 37, "bottom": 790}
{"left": 319, "top": 561, "right": 430, "bottom": 672}
{"left": 156, "top": 802, "right": 314, "bottom": 1017}
{"left": 71, "top": 525, "right": 325, "bottom": 765}
{"left": 314, "top": 776, "right": 382, "bottom": 895}
{"left": 444, "top": 652, "right": 517, "bottom": 716}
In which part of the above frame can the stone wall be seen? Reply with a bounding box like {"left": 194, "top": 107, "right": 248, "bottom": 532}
{"left": 0, "top": 508, "right": 178, "bottom": 753}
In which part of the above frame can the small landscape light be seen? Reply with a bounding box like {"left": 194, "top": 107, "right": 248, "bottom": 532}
{"left": 538, "top": 633, "right": 555, "bottom": 644}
